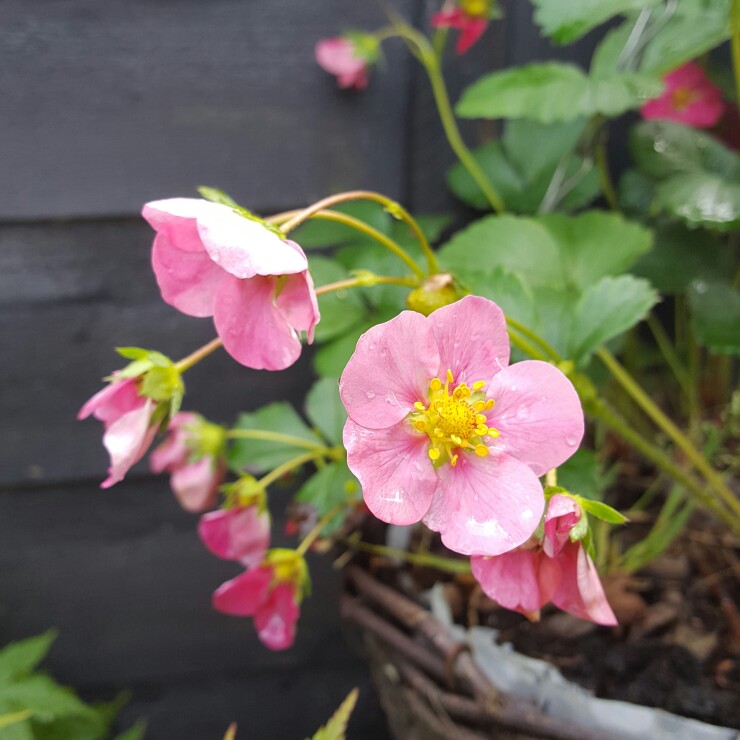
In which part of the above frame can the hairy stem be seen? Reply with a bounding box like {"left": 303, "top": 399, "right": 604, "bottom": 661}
{"left": 174, "top": 337, "right": 223, "bottom": 373}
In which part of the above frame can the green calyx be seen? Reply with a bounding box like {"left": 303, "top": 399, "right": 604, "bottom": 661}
{"left": 223, "top": 475, "right": 267, "bottom": 511}
{"left": 344, "top": 31, "right": 381, "bottom": 63}
{"left": 406, "top": 274, "right": 462, "bottom": 316}
{"left": 265, "top": 548, "right": 311, "bottom": 599}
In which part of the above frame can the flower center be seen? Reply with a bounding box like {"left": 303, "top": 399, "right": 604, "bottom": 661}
{"left": 461, "top": 0, "right": 490, "bottom": 18}
{"left": 671, "top": 86, "right": 698, "bottom": 111}
{"left": 409, "top": 369, "right": 499, "bottom": 467}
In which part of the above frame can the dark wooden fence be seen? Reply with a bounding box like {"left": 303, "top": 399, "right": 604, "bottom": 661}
{"left": 0, "top": 2, "right": 585, "bottom": 736}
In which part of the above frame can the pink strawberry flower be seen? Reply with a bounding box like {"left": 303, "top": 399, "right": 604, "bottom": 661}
{"left": 641, "top": 62, "right": 725, "bottom": 129}
{"left": 339, "top": 296, "right": 584, "bottom": 556}
{"left": 315, "top": 35, "right": 375, "bottom": 90}
{"left": 432, "top": 1, "right": 493, "bottom": 55}
{"left": 78, "top": 378, "right": 158, "bottom": 489}
{"left": 150, "top": 412, "right": 226, "bottom": 512}
{"left": 471, "top": 494, "right": 617, "bottom": 625}
{"left": 199, "top": 505, "right": 270, "bottom": 569}
{"left": 213, "top": 549, "right": 308, "bottom": 650}
{"left": 142, "top": 198, "right": 320, "bottom": 371}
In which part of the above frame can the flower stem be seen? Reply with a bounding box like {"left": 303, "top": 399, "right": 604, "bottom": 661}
{"left": 596, "top": 348, "right": 740, "bottom": 518}
{"left": 507, "top": 330, "right": 549, "bottom": 362}
{"left": 584, "top": 396, "right": 740, "bottom": 535}
{"left": 506, "top": 316, "right": 562, "bottom": 362}
{"left": 315, "top": 275, "right": 417, "bottom": 297}
{"left": 646, "top": 314, "right": 693, "bottom": 403}
{"left": 226, "top": 428, "right": 326, "bottom": 451}
{"left": 257, "top": 449, "right": 330, "bottom": 490}
{"left": 174, "top": 337, "right": 223, "bottom": 373}
{"left": 340, "top": 536, "right": 471, "bottom": 574}
{"left": 275, "top": 192, "right": 438, "bottom": 275}
{"left": 295, "top": 503, "right": 346, "bottom": 557}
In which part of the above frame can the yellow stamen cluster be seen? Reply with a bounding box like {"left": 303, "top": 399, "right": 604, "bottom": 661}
{"left": 410, "top": 369, "right": 499, "bottom": 467}
{"left": 671, "top": 86, "right": 698, "bottom": 111}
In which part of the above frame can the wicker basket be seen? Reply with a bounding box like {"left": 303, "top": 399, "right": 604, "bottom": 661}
{"left": 341, "top": 564, "right": 623, "bottom": 740}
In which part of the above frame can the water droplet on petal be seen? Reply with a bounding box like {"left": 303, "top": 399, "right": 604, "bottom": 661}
{"left": 565, "top": 432, "right": 580, "bottom": 447}
{"left": 366, "top": 390, "right": 376, "bottom": 400}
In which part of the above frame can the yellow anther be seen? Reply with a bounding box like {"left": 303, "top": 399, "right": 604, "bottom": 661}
{"left": 488, "top": 428, "right": 500, "bottom": 438}
{"left": 450, "top": 454, "right": 459, "bottom": 467}
{"left": 476, "top": 425, "right": 489, "bottom": 436}
{"left": 473, "top": 381, "right": 485, "bottom": 391}
{"left": 446, "top": 369, "right": 454, "bottom": 383}
{"left": 485, "top": 399, "right": 495, "bottom": 410}
{"left": 475, "top": 414, "right": 487, "bottom": 425}
{"left": 414, "top": 401, "right": 426, "bottom": 411}
{"left": 428, "top": 448, "right": 440, "bottom": 461}
{"left": 450, "top": 435, "right": 462, "bottom": 446}
{"left": 414, "top": 420, "right": 426, "bottom": 431}
{"left": 475, "top": 445, "right": 489, "bottom": 457}
{"left": 434, "top": 428, "right": 444, "bottom": 438}
{"left": 459, "top": 439, "right": 469, "bottom": 448}
{"left": 473, "top": 401, "right": 486, "bottom": 412}
{"left": 430, "top": 378, "right": 442, "bottom": 392}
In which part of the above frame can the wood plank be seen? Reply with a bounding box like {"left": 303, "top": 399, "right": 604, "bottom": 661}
{"left": 1, "top": 0, "right": 415, "bottom": 219}
{"left": 0, "top": 218, "right": 316, "bottom": 486}
{"left": 0, "top": 478, "right": 357, "bottom": 686}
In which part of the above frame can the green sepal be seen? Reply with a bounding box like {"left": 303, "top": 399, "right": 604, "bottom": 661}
{"left": 344, "top": 30, "right": 381, "bottom": 64}
{"left": 575, "top": 496, "right": 628, "bottom": 525}
{"left": 222, "top": 476, "right": 268, "bottom": 512}
{"left": 569, "top": 511, "right": 590, "bottom": 542}
{"left": 139, "top": 364, "right": 184, "bottom": 404}
{"left": 265, "top": 549, "right": 311, "bottom": 600}
{"left": 197, "top": 185, "right": 286, "bottom": 239}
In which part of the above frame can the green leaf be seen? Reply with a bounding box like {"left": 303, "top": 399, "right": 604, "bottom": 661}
{"left": 0, "top": 718, "right": 33, "bottom": 740}
{"left": 314, "top": 323, "right": 370, "bottom": 379}
{"left": 460, "top": 267, "right": 537, "bottom": 328}
{"left": 570, "top": 275, "right": 659, "bottom": 365}
{"left": 0, "top": 676, "right": 95, "bottom": 722}
{"left": 310, "top": 688, "right": 359, "bottom": 740}
{"left": 657, "top": 173, "right": 740, "bottom": 231}
{"left": 305, "top": 377, "right": 346, "bottom": 446}
{"left": 0, "top": 711, "right": 31, "bottom": 730}
{"left": 0, "top": 632, "right": 56, "bottom": 684}
{"left": 447, "top": 119, "right": 599, "bottom": 213}
{"left": 113, "top": 721, "right": 147, "bottom": 740}
{"left": 631, "top": 223, "right": 731, "bottom": 293}
{"left": 228, "top": 403, "right": 318, "bottom": 474}
{"left": 557, "top": 449, "right": 615, "bottom": 500}
{"left": 456, "top": 63, "right": 662, "bottom": 123}
{"left": 115, "top": 347, "right": 150, "bottom": 361}
{"left": 688, "top": 280, "right": 740, "bottom": 355}
{"left": 308, "top": 256, "right": 366, "bottom": 343}
{"left": 295, "top": 461, "right": 360, "bottom": 536}
{"left": 576, "top": 497, "right": 628, "bottom": 524}
{"left": 531, "top": 0, "right": 661, "bottom": 44}
{"left": 639, "top": 0, "right": 731, "bottom": 74}
{"left": 618, "top": 169, "right": 657, "bottom": 218}
{"left": 293, "top": 203, "right": 391, "bottom": 249}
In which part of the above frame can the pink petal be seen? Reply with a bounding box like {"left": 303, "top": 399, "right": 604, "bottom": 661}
{"left": 101, "top": 400, "right": 157, "bottom": 489}
{"left": 254, "top": 583, "right": 300, "bottom": 651}
{"left": 344, "top": 419, "right": 437, "bottom": 526}
{"left": 78, "top": 379, "right": 142, "bottom": 424}
{"left": 551, "top": 542, "right": 617, "bottom": 626}
{"left": 142, "top": 198, "right": 221, "bottom": 253}
{"left": 431, "top": 296, "right": 510, "bottom": 386}
{"left": 199, "top": 506, "right": 271, "bottom": 568}
{"left": 276, "top": 269, "right": 320, "bottom": 344}
{"left": 213, "top": 565, "right": 272, "bottom": 617}
{"left": 151, "top": 234, "right": 226, "bottom": 317}
{"left": 170, "top": 456, "right": 222, "bottom": 512}
{"left": 315, "top": 38, "right": 366, "bottom": 78}
{"left": 213, "top": 274, "right": 303, "bottom": 371}
{"left": 424, "top": 451, "right": 544, "bottom": 556}
{"left": 471, "top": 550, "right": 558, "bottom": 614}
{"left": 339, "top": 311, "right": 440, "bottom": 430}
{"left": 149, "top": 412, "right": 198, "bottom": 473}
{"left": 197, "top": 209, "right": 307, "bottom": 279}
{"left": 486, "top": 361, "right": 584, "bottom": 477}
{"left": 543, "top": 494, "right": 581, "bottom": 558}
{"left": 456, "top": 18, "right": 488, "bottom": 54}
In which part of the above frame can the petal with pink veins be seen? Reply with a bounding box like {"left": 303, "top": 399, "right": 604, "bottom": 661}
{"left": 340, "top": 311, "right": 440, "bottom": 430}
{"left": 101, "top": 400, "right": 157, "bottom": 489}
{"left": 212, "top": 565, "right": 272, "bottom": 617}
{"left": 344, "top": 419, "right": 437, "bottom": 526}
{"left": 543, "top": 494, "right": 582, "bottom": 558}
{"left": 197, "top": 209, "right": 307, "bottom": 279}
{"left": 170, "top": 457, "right": 221, "bottom": 512}
{"left": 424, "top": 451, "right": 544, "bottom": 556}
{"left": 199, "top": 506, "right": 271, "bottom": 568}
{"left": 431, "top": 296, "right": 509, "bottom": 386}
{"left": 151, "top": 234, "right": 226, "bottom": 317}
{"left": 551, "top": 542, "right": 617, "bottom": 626}
{"left": 276, "top": 269, "right": 320, "bottom": 343}
{"left": 213, "top": 275, "right": 303, "bottom": 371}
{"left": 254, "top": 583, "right": 300, "bottom": 650}
{"left": 485, "top": 360, "right": 584, "bottom": 477}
